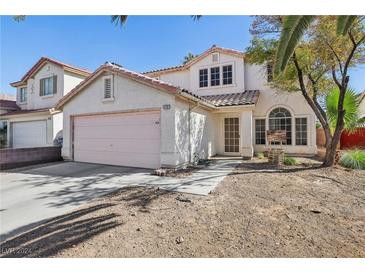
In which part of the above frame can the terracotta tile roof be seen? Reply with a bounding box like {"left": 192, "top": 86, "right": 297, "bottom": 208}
{"left": 1, "top": 108, "right": 50, "bottom": 116}
{"left": 201, "top": 90, "right": 260, "bottom": 107}
{"left": 143, "top": 45, "right": 245, "bottom": 75}
{"left": 10, "top": 57, "right": 91, "bottom": 87}
{"left": 56, "top": 62, "right": 185, "bottom": 109}
{"left": 0, "top": 99, "right": 20, "bottom": 110}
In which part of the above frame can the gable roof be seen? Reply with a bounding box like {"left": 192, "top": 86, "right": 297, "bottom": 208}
{"left": 143, "top": 45, "right": 245, "bottom": 76}
{"left": 10, "top": 57, "right": 92, "bottom": 87}
{"left": 56, "top": 62, "right": 189, "bottom": 109}
{"left": 55, "top": 62, "right": 260, "bottom": 111}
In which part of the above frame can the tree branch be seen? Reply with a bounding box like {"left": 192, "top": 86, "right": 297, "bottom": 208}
{"left": 292, "top": 53, "right": 328, "bottom": 130}
{"left": 324, "top": 40, "right": 343, "bottom": 74}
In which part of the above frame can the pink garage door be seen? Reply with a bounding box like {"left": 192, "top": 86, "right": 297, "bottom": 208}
{"left": 73, "top": 110, "right": 161, "bottom": 169}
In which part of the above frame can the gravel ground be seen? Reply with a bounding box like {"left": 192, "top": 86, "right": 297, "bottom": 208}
{"left": 1, "top": 158, "right": 364, "bottom": 258}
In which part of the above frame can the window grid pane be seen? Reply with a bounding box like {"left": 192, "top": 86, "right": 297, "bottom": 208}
{"left": 199, "top": 69, "right": 208, "bottom": 88}
{"left": 223, "top": 65, "right": 232, "bottom": 85}
{"left": 255, "top": 119, "right": 266, "bottom": 145}
{"left": 210, "top": 67, "right": 220, "bottom": 86}
{"left": 268, "top": 107, "right": 292, "bottom": 145}
{"left": 295, "top": 118, "right": 308, "bottom": 145}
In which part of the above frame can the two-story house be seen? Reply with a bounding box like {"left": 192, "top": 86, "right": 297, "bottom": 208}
{"left": 1, "top": 57, "right": 90, "bottom": 148}
{"left": 55, "top": 45, "right": 317, "bottom": 169}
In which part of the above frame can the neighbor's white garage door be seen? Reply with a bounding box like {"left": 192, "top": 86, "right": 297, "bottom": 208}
{"left": 12, "top": 120, "right": 48, "bottom": 148}
{"left": 73, "top": 111, "right": 161, "bottom": 169}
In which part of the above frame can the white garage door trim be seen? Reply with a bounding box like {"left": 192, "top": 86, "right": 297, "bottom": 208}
{"left": 12, "top": 120, "right": 48, "bottom": 148}
{"left": 72, "top": 109, "right": 161, "bottom": 169}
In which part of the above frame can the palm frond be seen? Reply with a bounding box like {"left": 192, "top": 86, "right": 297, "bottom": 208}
{"left": 337, "top": 15, "right": 357, "bottom": 35}
{"left": 111, "top": 15, "right": 128, "bottom": 27}
{"left": 13, "top": 16, "right": 26, "bottom": 22}
{"left": 275, "top": 15, "right": 316, "bottom": 74}
{"left": 326, "top": 87, "right": 362, "bottom": 133}
{"left": 191, "top": 15, "right": 202, "bottom": 21}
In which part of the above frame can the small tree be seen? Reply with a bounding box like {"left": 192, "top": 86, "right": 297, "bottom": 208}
{"left": 182, "top": 52, "right": 198, "bottom": 64}
{"left": 246, "top": 16, "right": 365, "bottom": 167}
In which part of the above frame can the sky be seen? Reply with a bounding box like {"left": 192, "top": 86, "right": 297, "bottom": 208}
{"left": 0, "top": 15, "right": 364, "bottom": 95}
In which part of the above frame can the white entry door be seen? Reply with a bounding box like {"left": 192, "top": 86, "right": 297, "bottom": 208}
{"left": 73, "top": 111, "right": 161, "bottom": 169}
{"left": 12, "top": 120, "right": 48, "bottom": 148}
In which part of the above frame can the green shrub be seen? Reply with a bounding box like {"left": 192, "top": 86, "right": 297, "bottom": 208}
{"left": 283, "top": 156, "right": 298, "bottom": 166}
{"left": 339, "top": 150, "right": 365, "bottom": 170}
{"left": 255, "top": 152, "right": 265, "bottom": 159}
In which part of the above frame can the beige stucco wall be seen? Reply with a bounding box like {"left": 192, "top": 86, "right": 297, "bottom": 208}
{"left": 16, "top": 62, "right": 86, "bottom": 110}
{"left": 359, "top": 98, "right": 365, "bottom": 118}
{"left": 61, "top": 72, "right": 177, "bottom": 167}
{"left": 252, "top": 88, "right": 317, "bottom": 155}
{"left": 174, "top": 100, "right": 217, "bottom": 166}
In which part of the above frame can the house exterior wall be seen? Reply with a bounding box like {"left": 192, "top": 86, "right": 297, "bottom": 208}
{"left": 63, "top": 71, "right": 86, "bottom": 95}
{"left": 16, "top": 63, "right": 86, "bottom": 110}
{"left": 61, "top": 72, "right": 177, "bottom": 167}
{"left": 158, "top": 70, "right": 190, "bottom": 90}
{"left": 157, "top": 52, "right": 245, "bottom": 96}
{"left": 1, "top": 111, "right": 63, "bottom": 148}
{"left": 252, "top": 88, "right": 317, "bottom": 155}
{"left": 359, "top": 98, "right": 365, "bottom": 118}
{"left": 174, "top": 100, "right": 217, "bottom": 166}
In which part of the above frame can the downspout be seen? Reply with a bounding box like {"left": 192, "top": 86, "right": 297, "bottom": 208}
{"left": 188, "top": 101, "right": 200, "bottom": 165}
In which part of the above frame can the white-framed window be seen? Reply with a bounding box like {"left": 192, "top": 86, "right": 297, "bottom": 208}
{"left": 295, "top": 117, "right": 308, "bottom": 145}
{"left": 222, "top": 65, "right": 233, "bottom": 85}
{"left": 199, "top": 69, "right": 208, "bottom": 88}
{"left": 268, "top": 107, "right": 292, "bottom": 145}
{"left": 210, "top": 67, "right": 220, "bottom": 86}
{"left": 212, "top": 53, "right": 219, "bottom": 62}
{"left": 103, "top": 75, "right": 113, "bottom": 99}
{"left": 19, "top": 87, "right": 27, "bottom": 102}
{"left": 40, "top": 76, "right": 57, "bottom": 96}
{"left": 255, "top": 119, "right": 266, "bottom": 145}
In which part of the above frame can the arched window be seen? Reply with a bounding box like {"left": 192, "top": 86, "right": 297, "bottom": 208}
{"left": 268, "top": 107, "right": 292, "bottom": 145}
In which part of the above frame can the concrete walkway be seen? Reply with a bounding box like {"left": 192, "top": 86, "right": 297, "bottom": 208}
{"left": 0, "top": 160, "right": 240, "bottom": 242}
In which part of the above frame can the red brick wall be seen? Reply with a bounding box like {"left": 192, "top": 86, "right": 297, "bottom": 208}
{"left": 0, "top": 147, "right": 62, "bottom": 170}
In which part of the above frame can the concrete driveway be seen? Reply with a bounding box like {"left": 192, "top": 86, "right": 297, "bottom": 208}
{"left": 0, "top": 160, "right": 240, "bottom": 242}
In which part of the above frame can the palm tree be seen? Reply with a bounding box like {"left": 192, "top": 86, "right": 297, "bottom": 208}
{"left": 275, "top": 15, "right": 358, "bottom": 73}
{"left": 182, "top": 52, "right": 197, "bottom": 64}
{"left": 326, "top": 88, "right": 365, "bottom": 133}
{"left": 111, "top": 15, "right": 128, "bottom": 27}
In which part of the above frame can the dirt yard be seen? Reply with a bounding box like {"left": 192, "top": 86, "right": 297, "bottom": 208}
{"left": 1, "top": 159, "right": 365, "bottom": 258}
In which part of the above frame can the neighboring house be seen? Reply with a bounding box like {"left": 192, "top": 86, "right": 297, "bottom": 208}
{"left": 0, "top": 99, "right": 19, "bottom": 114}
{"left": 0, "top": 99, "right": 19, "bottom": 148}
{"left": 55, "top": 45, "right": 317, "bottom": 169}
{"left": 359, "top": 91, "right": 365, "bottom": 118}
{"left": 1, "top": 57, "right": 91, "bottom": 148}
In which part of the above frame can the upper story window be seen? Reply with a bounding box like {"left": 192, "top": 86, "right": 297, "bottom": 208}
{"left": 199, "top": 69, "right": 208, "bottom": 88}
{"left": 267, "top": 63, "right": 273, "bottom": 82}
{"left": 103, "top": 76, "right": 113, "bottom": 99}
{"left": 19, "top": 87, "right": 27, "bottom": 103}
{"left": 40, "top": 76, "right": 57, "bottom": 96}
{"left": 222, "top": 65, "right": 233, "bottom": 85}
{"left": 210, "top": 67, "right": 220, "bottom": 86}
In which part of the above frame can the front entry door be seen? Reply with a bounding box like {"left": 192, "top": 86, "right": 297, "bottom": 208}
{"left": 224, "top": 117, "right": 240, "bottom": 153}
